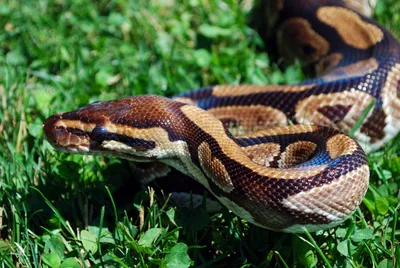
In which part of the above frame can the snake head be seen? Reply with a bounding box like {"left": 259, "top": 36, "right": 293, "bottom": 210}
{"left": 43, "top": 95, "right": 188, "bottom": 161}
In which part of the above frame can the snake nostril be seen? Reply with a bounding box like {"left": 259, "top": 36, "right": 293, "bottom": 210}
{"left": 91, "top": 126, "right": 108, "bottom": 142}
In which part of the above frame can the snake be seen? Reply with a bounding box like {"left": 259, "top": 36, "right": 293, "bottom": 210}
{"left": 42, "top": 0, "right": 400, "bottom": 232}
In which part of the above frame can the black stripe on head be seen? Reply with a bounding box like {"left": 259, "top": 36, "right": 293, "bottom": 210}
{"left": 104, "top": 133, "right": 156, "bottom": 151}
{"left": 66, "top": 128, "right": 87, "bottom": 136}
{"left": 64, "top": 126, "right": 156, "bottom": 151}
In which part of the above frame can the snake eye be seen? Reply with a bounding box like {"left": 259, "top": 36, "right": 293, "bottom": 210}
{"left": 91, "top": 126, "right": 108, "bottom": 142}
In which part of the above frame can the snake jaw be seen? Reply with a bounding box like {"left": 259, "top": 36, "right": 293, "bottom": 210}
{"left": 42, "top": 97, "right": 175, "bottom": 159}
{"left": 43, "top": 114, "right": 92, "bottom": 153}
{"left": 43, "top": 119, "right": 174, "bottom": 163}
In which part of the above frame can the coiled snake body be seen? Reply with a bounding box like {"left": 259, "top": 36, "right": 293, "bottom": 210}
{"left": 43, "top": 0, "right": 400, "bottom": 232}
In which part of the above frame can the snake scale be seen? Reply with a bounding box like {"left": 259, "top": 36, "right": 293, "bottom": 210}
{"left": 43, "top": 0, "right": 400, "bottom": 232}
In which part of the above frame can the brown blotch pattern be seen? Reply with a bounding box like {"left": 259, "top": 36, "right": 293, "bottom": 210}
{"left": 212, "top": 84, "right": 316, "bottom": 97}
{"left": 208, "top": 105, "right": 287, "bottom": 135}
{"left": 317, "top": 104, "right": 352, "bottom": 123}
{"left": 317, "top": 7, "right": 383, "bottom": 49}
{"left": 240, "top": 125, "right": 319, "bottom": 139}
{"left": 360, "top": 109, "right": 386, "bottom": 143}
{"left": 295, "top": 91, "right": 375, "bottom": 132}
{"left": 278, "top": 17, "right": 330, "bottom": 63}
{"left": 315, "top": 53, "right": 343, "bottom": 76}
{"left": 198, "top": 142, "right": 234, "bottom": 192}
{"left": 181, "top": 106, "right": 327, "bottom": 179}
{"left": 278, "top": 141, "right": 317, "bottom": 168}
{"left": 241, "top": 143, "right": 281, "bottom": 167}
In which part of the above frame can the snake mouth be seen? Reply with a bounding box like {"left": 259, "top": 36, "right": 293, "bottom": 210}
{"left": 43, "top": 114, "right": 156, "bottom": 162}
{"left": 43, "top": 114, "right": 92, "bottom": 153}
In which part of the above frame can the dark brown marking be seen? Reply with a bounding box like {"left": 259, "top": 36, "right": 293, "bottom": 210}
{"left": 316, "top": 53, "right": 343, "bottom": 75}
{"left": 280, "top": 142, "right": 317, "bottom": 168}
{"left": 278, "top": 17, "right": 329, "bottom": 63}
{"left": 67, "top": 128, "right": 87, "bottom": 136}
{"left": 317, "top": 105, "right": 352, "bottom": 123}
{"left": 360, "top": 109, "right": 386, "bottom": 143}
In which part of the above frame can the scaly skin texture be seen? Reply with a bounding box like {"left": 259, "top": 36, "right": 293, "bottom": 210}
{"left": 176, "top": 0, "right": 400, "bottom": 153}
{"left": 42, "top": 0, "right": 400, "bottom": 232}
{"left": 43, "top": 95, "right": 369, "bottom": 232}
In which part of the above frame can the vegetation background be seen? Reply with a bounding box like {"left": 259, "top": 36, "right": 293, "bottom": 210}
{"left": 0, "top": 0, "right": 399, "bottom": 267}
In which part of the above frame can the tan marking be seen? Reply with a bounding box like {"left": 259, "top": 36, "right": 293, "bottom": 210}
{"left": 241, "top": 143, "right": 281, "bottom": 167}
{"left": 326, "top": 134, "right": 358, "bottom": 159}
{"left": 316, "top": 53, "right": 343, "bottom": 76}
{"left": 212, "top": 84, "right": 315, "bottom": 97}
{"left": 279, "top": 141, "right": 317, "bottom": 168}
{"left": 322, "top": 58, "right": 379, "bottom": 82}
{"left": 277, "top": 17, "right": 330, "bottom": 63}
{"left": 54, "top": 119, "right": 96, "bottom": 132}
{"left": 283, "top": 164, "right": 369, "bottom": 223}
{"left": 173, "top": 97, "right": 197, "bottom": 106}
{"left": 239, "top": 125, "right": 319, "bottom": 139}
{"left": 108, "top": 125, "right": 173, "bottom": 148}
{"left": 317, "top": 7, "right": 383, "bottom": 49}
{"left": 198, "top": 142, "right": 234, "bottom": 192}
{"left": 181, "top": 105, "right": 327, "bottom": 179}
{"left": 295, "top": 91, "right": 375, "bottom": 133}
{"left": 208, "top": 105, "right": 287, "bottom": 134}
{"left": 360, "top": 109, "right": 386, "bottom": 143}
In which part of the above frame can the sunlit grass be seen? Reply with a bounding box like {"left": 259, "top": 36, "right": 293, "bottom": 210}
{"left": 0, "top": 0, "right": 399, "bottom": 266}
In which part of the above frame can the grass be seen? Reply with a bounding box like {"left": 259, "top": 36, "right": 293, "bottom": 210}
{"left": 0, "top": 0, "right": 399, "bottom": 267}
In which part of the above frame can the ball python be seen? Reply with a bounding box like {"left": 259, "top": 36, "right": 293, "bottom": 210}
{"left": 43, "top": 0, "right": 400, "bottom": 232}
